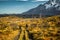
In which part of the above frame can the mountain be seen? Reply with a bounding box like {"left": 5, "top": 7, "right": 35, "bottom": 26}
{"left": 22, "top": 0, "right": 60, "bottom": 17}
{"left": 0, "top": 0, "right": 60, "bottom": 18}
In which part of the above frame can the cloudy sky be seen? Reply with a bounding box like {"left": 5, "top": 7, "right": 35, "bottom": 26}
{"left": 0, "top": 0, "right": 49, "bottom": 1}
{"left": 17, "top": 0, "right": 49, "bottom": 1}
{"left": 0, "top": 0, "right": 49, "bottom": 14}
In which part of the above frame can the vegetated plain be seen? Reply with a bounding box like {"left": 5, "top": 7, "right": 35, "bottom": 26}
{"left": 0, "top": 15, "right": 60, "bottom": 40}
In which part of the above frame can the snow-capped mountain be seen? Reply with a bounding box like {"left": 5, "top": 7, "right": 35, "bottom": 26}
{"left": 45, "top": 0, "right": 60, "bottom": 10}
{"left": 22, "top": 0, "right": 60, "bottom": 17}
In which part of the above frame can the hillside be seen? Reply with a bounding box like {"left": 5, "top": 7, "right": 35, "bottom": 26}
{"left": 22, "top": 0, "right": 60, "bottom": 17}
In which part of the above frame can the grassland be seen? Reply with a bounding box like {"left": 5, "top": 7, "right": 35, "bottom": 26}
{"left": 0, "top": 15, "right": 60, "bottom": 40}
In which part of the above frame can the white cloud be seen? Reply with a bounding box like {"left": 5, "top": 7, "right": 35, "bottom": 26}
{"left": 35, "top": 0, "right": 49, "bottom": 1}
{"left": 17, "top": 0, "right": 28, "bottom": 1}
{"left": 21, "top": 0, "right": 28, "bottom": 1}
{"left": 16, "top": 0, "right": 49, "bottom": 1}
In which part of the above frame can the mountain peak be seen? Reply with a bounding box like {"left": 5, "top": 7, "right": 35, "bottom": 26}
{"left": 22, "top": 0, "right": 60, "bottom": 17}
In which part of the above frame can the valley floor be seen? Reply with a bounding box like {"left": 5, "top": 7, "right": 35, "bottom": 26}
{"left": 0, "top": 15, "right": 60, "bottom": 40}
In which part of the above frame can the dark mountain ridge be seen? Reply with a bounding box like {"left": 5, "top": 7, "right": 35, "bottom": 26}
{"left": 0, "top": 0, "right": 60, "bottom": 18}
{"left": 21, "top": 0, "right": 60, "bottom": 17}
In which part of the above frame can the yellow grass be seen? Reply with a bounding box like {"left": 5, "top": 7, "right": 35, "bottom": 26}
{"left": 0, "top": 15, "right": 60, "bottom": 40}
